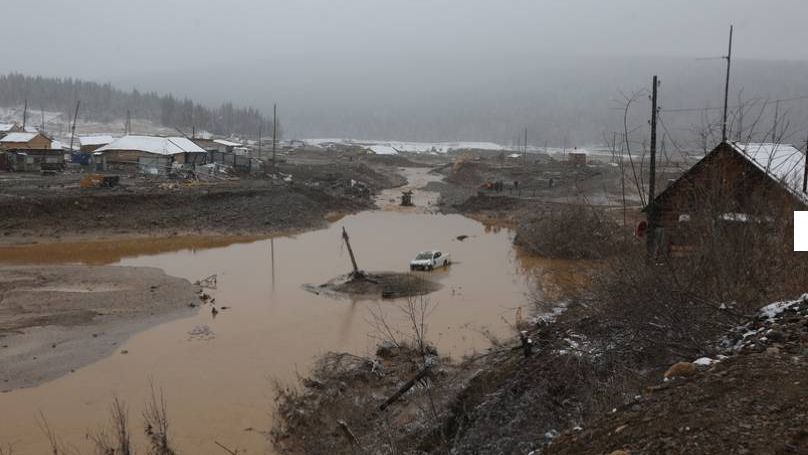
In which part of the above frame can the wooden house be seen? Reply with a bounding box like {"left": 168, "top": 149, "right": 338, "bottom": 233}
{"left": 0, "top": 132, "right": 52, "bottom": 150}
{"left": 650, "top": 141, "right": 808, "bottom": 254}
{"left": 93, "top": 135, "right": 207, "bottom": 174}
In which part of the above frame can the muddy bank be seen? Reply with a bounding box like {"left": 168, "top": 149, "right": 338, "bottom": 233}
{"left": 0, "top": 182, "right": 368, "bottom": 245}
{"left": 0, "top": 160, "right": 405, "bottom": 245}
{"left": 0, "top": 266, "right": 201, "bottom": 391}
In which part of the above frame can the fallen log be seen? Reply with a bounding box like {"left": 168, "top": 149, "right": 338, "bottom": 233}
{"left": 379, "top": 362, "right": 433, "bottom": 411}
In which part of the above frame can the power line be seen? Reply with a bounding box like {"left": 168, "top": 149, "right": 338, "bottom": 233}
{"left": 660, "top": 94, "right": 808, "bottom": 113}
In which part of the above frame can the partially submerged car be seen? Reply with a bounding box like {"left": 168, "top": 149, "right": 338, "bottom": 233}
{"left": 410, "top": 250, "right": 451, "bottom": 271}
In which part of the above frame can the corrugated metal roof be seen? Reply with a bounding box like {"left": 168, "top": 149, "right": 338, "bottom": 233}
{"left": 95, "top": 135, "right": 207, "bottom": 155}
{"left": 730, "top": 142, "right": 808, "bottom": 204}
{"left": 213, "top": 139, "right": 243, "bottom": 147}
{"left": 0, "top": 132, "right": 39, "bottom": 143}
{"left": 79, "top": 135, "right": 115, "bottom": 147}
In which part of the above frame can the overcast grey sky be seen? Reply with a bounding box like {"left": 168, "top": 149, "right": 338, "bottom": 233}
{"left": 4, "top": 0, "right": 808, "bottom": 79}
{"left": 4, "top": 0, "right": 808, "bottom": 142}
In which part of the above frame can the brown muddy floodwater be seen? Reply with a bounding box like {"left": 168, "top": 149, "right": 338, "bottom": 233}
{"left": 0, "top": 168, "right": 575, "bottom": 454}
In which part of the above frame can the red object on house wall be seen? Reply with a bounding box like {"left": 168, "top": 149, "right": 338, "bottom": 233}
{"left": 636, "top": 220, "right": 648, "bottom": 238}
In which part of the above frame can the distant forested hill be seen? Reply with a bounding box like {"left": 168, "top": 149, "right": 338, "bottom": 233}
{"left": 0, "top": 73, "right": 273, "bottom": 137}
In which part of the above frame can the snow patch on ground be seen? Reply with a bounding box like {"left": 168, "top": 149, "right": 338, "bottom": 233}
{"left": 759, "top": 294, "right": 807, "bottom": 320}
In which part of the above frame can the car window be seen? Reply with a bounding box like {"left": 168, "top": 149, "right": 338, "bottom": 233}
{"left": 435, "top": 252, "right": 441, "bottom": 258}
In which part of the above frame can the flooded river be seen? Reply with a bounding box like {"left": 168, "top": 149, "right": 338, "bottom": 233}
{"left": 0, "top": 168, "right": 573, "bottom": 453}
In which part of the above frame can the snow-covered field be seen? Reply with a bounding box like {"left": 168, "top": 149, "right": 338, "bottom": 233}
{"left": 303, "top": 138, "right": 508, "bottom": 155}
{"left": 301, "top": 137, "right": 625, "bottom": 160}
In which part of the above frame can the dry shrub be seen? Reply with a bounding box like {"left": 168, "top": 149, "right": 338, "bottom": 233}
{"left": 143, "top": 384, "right": 176, "bottom": 455}
{"left": 668, "top": 210, "right": 807, "bottom": 307}
{"left": 515, "top": 204, "right": 627, "bottom": 259}
{"left": 90, "top": 396, "right": 132, "bottom": 455}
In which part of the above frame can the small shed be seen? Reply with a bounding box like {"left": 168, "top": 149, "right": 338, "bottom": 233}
{"left": 79, "top": 135, "right": 114, "bottom": 153}
{"left": 650, "top": 141, "right": 808, "bottom": 254}
{"left": 94, "top": 135, "right": 207, "bottom": 174}
{"left": 567, "top": 151, "right": 587, "bottom": 166}
{"left": 0, "top": 132, "right": 52, "bottom": 150}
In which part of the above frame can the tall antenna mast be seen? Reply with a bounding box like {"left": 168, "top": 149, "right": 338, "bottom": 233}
{"left": 721, "top": 25, "right": 734, "bottom": 143}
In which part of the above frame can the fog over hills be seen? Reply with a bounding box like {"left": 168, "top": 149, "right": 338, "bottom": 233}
{"left": 61, "top": 55, "right": 808, "bottom": 149}
{"left": 2, "top": 0, "right": 808, "bottom": 148}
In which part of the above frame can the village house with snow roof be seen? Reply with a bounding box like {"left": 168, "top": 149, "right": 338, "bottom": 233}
{"left": 650, "top": 141, "right": 808, "bottom": 255}
{"left": 93, "top": 135, "right": 207, "bottom": 174}
{"left": 0, "top": 131, "right": 52, "bottom": 150}
{"left": 0, "top": 131, "right": 64, "bottom": 172}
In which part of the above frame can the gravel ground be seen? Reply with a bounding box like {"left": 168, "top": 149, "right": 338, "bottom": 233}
{"left": 0, "top": 265, "right": 202, "bottom": 391}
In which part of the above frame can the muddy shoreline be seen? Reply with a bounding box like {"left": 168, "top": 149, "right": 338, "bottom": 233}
{"left": 0, "top": 265, "right": 203, "bottom": 392}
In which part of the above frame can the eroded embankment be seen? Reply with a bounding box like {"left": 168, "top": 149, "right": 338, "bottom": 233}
{"left": 0, "top": 183, "right": 369, "bottom": 244}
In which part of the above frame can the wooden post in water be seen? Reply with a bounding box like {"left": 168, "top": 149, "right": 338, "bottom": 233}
{"left": 342, "top": 226, "right": 360, "bottom": 277}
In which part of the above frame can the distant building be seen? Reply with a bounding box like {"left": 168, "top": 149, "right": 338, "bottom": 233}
{"left": 567, "top": 151, "right": 587, "bottom": 166}
{"left": 0, "top": 123, "right": 23, "bottom": 139}
{"left": 0, "top": 132, "right": 52, "bottom": 150}
{"left": 191, "top": 138, "right": 244, "bottom": 154}
{"left": 5, "top": 149, "right": 65, "bottom": 172}
{"left": 651, "top": 141, "right": 808, "bottom": 254}
{"left": 93, "top": 135, "right": 207, "bottom": 174}
{"left": 79, "top": 135, "right": 114, "bottom": 153}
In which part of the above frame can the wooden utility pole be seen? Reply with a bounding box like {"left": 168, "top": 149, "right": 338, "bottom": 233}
{"left": 646, "top": 75, "right": 659, "bottom": 259}
{"left": 272, "top": 103, "right": 277, "bottom": 170}
{"left": 68, "top": 100, "right": 80, "bottom": 153}
{"left": 803, "top": 132, "right": 808, "bottom": 193}
{"left": 22, "top": 98, "right": 28, "bottom": 128}
{"left": 341, "top": 226, "right": 360, "bottom": 277}
{"left": 721, "top": 25, "right": 734, "bottom": 143}
{"left": 258, "top": 124, "right": 262, "bottom": 159}
{"left": 523, "top": 127, "right": 528, "bottom": 163}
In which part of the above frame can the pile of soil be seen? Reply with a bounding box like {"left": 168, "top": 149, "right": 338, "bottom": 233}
{"left": 547, "top": 296, "right": 808, "bottom": 455}
{"left": 0, "top": 265, "right": 202, "bottom": 391}
{"left": 277, "top": 161, "right": 406, "bottom": 193}
{"left": 306, "top": 272, "right": 441, "bottom": 299}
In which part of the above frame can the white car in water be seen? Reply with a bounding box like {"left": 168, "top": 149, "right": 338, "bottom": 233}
{"left": 410, "top": 250, "right": 451, "bottom": 271}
